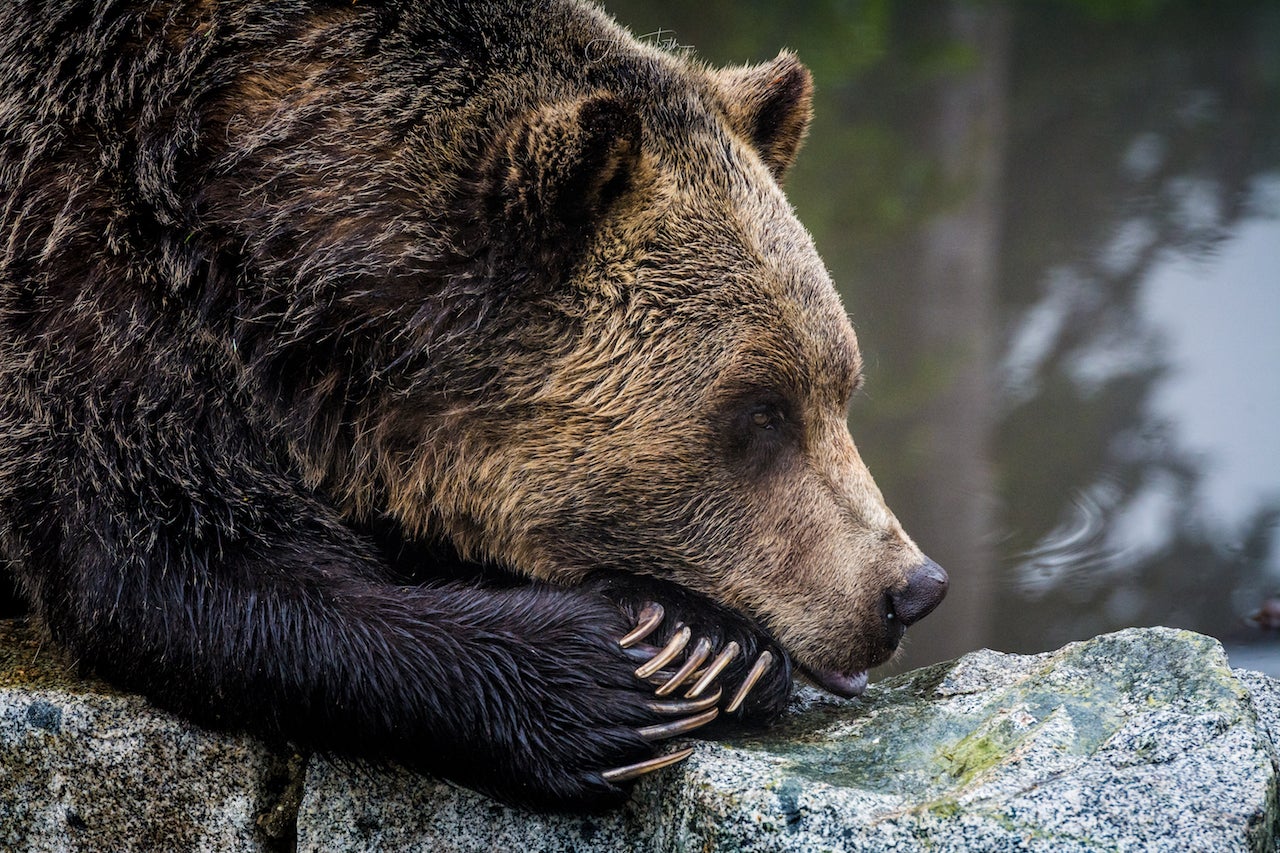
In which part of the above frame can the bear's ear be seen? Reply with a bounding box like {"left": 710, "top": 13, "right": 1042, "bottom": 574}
{"left": 482, "top": 94, "right": 642, "bottom": 249}
{"left": 714, "top": 52, "right": 814, "bottom": 183}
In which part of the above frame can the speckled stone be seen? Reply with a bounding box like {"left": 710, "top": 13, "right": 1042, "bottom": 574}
{"left": 0, "top": 620, "right": 301, "bottom": 852}
{"left": 1, "top": 618, "right": 1275, "bottom": 852}
{"left": 297, "top": 627, "right": 1280, "bottom": 853}
{"left": 1237, "top": 669, "right": 1280, "bottom": 852}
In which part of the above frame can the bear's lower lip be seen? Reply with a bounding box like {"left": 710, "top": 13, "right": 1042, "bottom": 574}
{"left": 804, "top": 667, "right": 869, "bottom": 698}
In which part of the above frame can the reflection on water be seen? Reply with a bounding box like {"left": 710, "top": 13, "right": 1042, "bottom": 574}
{"left": 608, "top": 0, "right": 1280, "bottom": 675}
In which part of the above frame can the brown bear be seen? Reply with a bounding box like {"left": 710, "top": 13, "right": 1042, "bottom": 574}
{"left": 0, "top": 0, "right": 947, "bottom": 808}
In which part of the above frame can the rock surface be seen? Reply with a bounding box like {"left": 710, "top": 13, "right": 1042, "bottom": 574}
{"left": 0, "top": 619, "right": 1275, "bottom": 852}
{"left": 0, "top": 620, "right": 302, "bottom": 852}
{"left": 296, "top": 627, "right": 1279, "bottom": 853}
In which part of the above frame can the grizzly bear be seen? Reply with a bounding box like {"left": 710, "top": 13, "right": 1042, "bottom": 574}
{"left": 0, "top": 0, "right": 947, "bottom": 809}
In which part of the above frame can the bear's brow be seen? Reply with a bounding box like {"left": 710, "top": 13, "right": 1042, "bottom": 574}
{"left": 834, "top": 348, "right": 864, "bottom": 400}
{"left": 822, "top": 331, "right": 864, "bottom": 401}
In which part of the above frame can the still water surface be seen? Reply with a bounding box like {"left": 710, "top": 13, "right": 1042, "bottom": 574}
{"left": 608, "top": 0, "right": 1280, "bottom": 676}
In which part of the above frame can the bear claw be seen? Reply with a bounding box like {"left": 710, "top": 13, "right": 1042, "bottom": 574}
{"left": 615, "top": 598, "right": 780, "bottom": 723}
{"left": 619, "top": 602, "right": 665, "bottom": 648}
{"left": 726, "top": 651, "right": 774, "bottom": 714}
{"left": 655, "top": 636, "right": 714, "bottom": 696}
{"left": 600, "top": 746, "right": 696, "bottom": 783}
{"left": 634, "top": 625, "right": 692, "bottom": 678}
{"left": 685, "top": 641, "right": 741, "bottom": 699}
{"left": 647, "top": 685, "right": 723, "bottom": 715}
{"left": 637, "top": 706, "right": 719, "bottom": 741}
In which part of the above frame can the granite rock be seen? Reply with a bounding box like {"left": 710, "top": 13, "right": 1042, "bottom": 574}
{"left": 297, "top": 627, "right": 1279, "bottom": 853}
{"left": 0, "top": 620, "right": 302, "bottom": 852}
{"left": 1, "top": 619, "right": 1275, "bottom": 852}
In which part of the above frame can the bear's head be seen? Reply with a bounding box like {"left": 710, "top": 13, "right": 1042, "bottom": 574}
{"left": 204, "top": 2, "right": 947, "bottom": 696}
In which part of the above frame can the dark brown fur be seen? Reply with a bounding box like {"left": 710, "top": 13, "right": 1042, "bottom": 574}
{"left": 0, "top": 0, "right": 944, "bottom": 809}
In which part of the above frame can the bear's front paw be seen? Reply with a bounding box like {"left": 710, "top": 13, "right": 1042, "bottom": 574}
{"left": 559, "top": 603, "right": 733, "bottom": 792}
{"left": 477, "top": 578, "right": 792, "bottom": 807}
{"left": 590, "top": 575, "right": 793, "bottom": 726}
{"left": 619, "top": 601, "right": 775, "bottom": 710}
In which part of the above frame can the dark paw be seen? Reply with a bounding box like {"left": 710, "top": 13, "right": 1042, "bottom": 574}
{"left": 443, "top": 581, "right": 790, "bottom": 809}
{"left": 589, "top": 575, "right": 793, "bottom": 728}
{"left": 620, "top": 603, "right": 781, "bottom": 716}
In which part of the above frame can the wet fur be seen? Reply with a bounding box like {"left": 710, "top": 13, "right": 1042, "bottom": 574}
{"left": 0, "top": 0, "right": 923, "bottom": 808}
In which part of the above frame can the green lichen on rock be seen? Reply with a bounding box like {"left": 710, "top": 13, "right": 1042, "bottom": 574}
{"left": 936, "top": 716, "right": 1018, "bottom": 784}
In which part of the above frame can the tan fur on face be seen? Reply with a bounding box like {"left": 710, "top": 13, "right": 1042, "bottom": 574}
{"left": 400, "top": 97, "right": 924, "bottom": 677}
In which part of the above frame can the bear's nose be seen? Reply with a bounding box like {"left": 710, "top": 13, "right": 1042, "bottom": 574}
{"left": 888, "top": 559, "right": 949, "bottom": 627}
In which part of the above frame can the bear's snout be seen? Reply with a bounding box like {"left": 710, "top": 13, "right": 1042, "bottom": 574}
{"left": 887, "top": 558, "right": 949, "bottom": 627}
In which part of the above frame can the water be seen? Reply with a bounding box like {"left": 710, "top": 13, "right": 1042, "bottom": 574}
{"left": 607, "top": 0, "right": 1280, "bottom": 676}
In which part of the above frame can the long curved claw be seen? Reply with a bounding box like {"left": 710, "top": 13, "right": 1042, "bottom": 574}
{"left": 725, "top": 650, "right": 774, "bottom": 714}
{"left": 619, "top": 603, "right": 665, "bottom": 649}
{"left": 685, "top": 641, "right": 741, "bottom": 699}
{"left": 600, "top": 746, "right": 695, "bottom": 784}
{"left": 647, "top": 686, "right": 722, "bottom": 716}
{"left": 655, "top": 636, "right": 714, "bottom": 696}
{"left": 636, "top": 707, "right": 719, "bottom": 741}
{"left": 634, "top": 626, "right": 692, "bottom": 679}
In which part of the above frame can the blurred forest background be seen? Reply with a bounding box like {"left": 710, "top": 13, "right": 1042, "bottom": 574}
{"left": 605, "top": 0, "right": 1280, "bottom": 676}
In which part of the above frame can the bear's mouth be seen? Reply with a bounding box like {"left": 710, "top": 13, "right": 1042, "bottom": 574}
{"left": 802, "top": 666, "right": 869, "bottom": 698}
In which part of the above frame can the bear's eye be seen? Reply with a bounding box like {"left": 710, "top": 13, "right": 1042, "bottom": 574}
{"left": 746, "top": 402, "right": 788, "bottom": 435}
{"left": 720, "top": 397, "right": 795, "bottom": 468}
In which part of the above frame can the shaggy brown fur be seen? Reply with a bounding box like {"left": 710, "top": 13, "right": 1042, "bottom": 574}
{"left": 0, "top": 0, "right": 945, "bottom": 808}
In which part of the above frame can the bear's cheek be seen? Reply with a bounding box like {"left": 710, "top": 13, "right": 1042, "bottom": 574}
{"left": 729, "top": 511, "right": 912, "bottom": 674}
{"left": 709, "top": 424, "right": 924, "bottom": 674}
